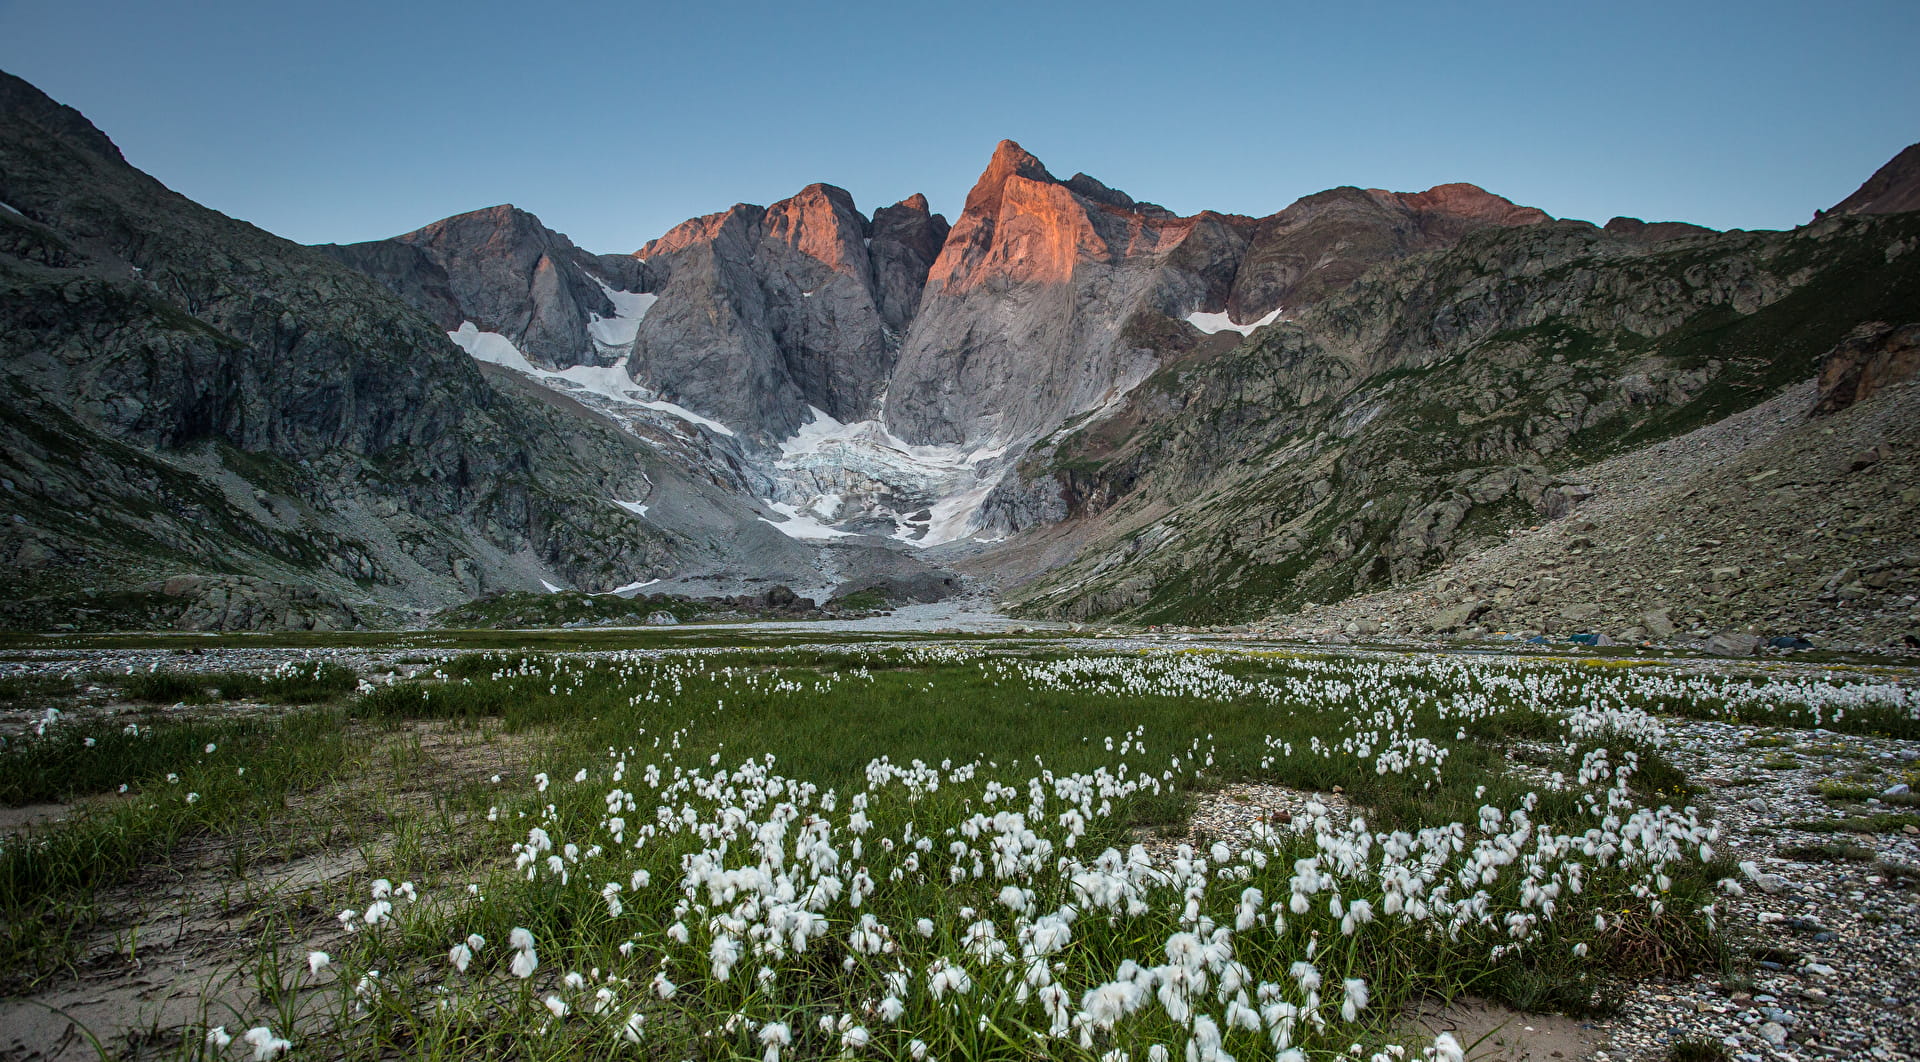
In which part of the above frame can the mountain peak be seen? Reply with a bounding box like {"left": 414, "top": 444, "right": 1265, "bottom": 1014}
{"left": 962, "top": 140, "right": 1056, "bottom": 218}
{"left": 1824, "top": 142, "right": 1920, "bottom": 218}
{"left": 0, "top": 70, "right": 127, "bottom": 165}
{"left": 1387, "top": 183, "right": 1551, "bottom": 225}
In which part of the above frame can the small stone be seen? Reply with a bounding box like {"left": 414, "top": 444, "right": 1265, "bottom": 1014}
{"left": 1883, "top": 783, "right": 1911, "bottom": 797}
{"left": 1745, "top": 796, "right": 1770, "bottom": 813}
{"left": 1759, "top": 1021, "right": 1789, "bottom": 1046}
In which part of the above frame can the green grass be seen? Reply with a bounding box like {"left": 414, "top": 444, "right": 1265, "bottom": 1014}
{"left": 118, "top": 661, "right": 358, "bottom": 705}
{"left": 828, "top": 587, "right": 892, "bottom": 612}
{"left": 1, "top": 644, "right": 1895, "bottom": 1058}
{"left": 1812, "top": 779, "right": 1878, "bottom": 802}
{"left": 0, "top": 708, "right": 353, "bottom": 982}
{"left": 1667, "top": 1035, "right": 1733, "bottom": 1062}
{"left": 433, "top": 590, "right": 714, "bottom": 630}
{"left": 1786, "top": 811, "right": 1920, "bottom": 834}
{"left": 1779, "top": 841, "right": 1876, "bottom": 862}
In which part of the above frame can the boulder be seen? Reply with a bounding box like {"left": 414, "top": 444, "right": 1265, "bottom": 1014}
{"left": 1428, "top": 601, "right": 1481, "bottom": 632}
{"left": 1812, "top": 321, "right": 1920, "bottom": 415}
{"left": 1642, "top": 610, "right": 1676, "bottom": 639}
{"left": 644, "top": 611, "right": 680, "bottom": 626}
{"left": 1704, "top": 631, "right": 1761, "bottom": 656}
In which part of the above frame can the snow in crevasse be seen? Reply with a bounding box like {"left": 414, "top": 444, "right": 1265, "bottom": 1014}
{"left": 1183, "top": 306, "right": 1282, "bottom": 336}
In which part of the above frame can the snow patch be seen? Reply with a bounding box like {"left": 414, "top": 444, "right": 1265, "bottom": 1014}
{"left": 759, "top": 501, "right": 856, "bottom": 540}
{"left": 450, "top": 321, "right": 538, "bottom": 371}
{"left": 1184, "top": 306, "right": 1282, "bottom": 336}
{"left": 540, "top": 579, "right": 566, "bottom": 593}
{"left": 0, "top": 201, "right": 22, "bottom": 217}
{"left": 449, "top": 322, "right": 737, "bottom": 438}
{"left": 640, "top": 400, "right": 735, "bottom": 437}
{"left": 585, "top": 277, "right": 657, "bottom": 347}
{"left": 612, "top": 499, "right": 649, "bottom": 518}
{"left": 602, "top": 578, "right": 661, "bottom": 595}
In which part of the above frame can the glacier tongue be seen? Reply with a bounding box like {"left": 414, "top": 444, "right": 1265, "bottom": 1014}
{"left": 765, "top": 406, "right": 1007, "bottom": 547}
{"left": 452, "top": 327, "right": 1013, "bottom": 548}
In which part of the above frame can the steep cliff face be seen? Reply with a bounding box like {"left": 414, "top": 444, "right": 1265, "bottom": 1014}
{"left": 883, "top": 141, "right": 1211, "bottom": 448}
{"left": 868, "top": 194, "right": 950, "bottom": 334}
{"left": 633, "top": 183, "right": 899, "bottom": 438}
{"left": 318, "top": 204, "right": 649, "bottom": 369}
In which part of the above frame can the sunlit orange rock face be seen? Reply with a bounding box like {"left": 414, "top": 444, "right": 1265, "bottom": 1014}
{"left": 888, "top": 140, "right": 1233, "bottom": 446}
{"left": 927, "top": 140, "right": 1201, "bottom": 295}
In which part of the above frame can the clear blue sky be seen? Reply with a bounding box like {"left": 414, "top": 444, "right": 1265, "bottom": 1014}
{"left": 3, "top": 0, "right": 1915, "bottom": 253}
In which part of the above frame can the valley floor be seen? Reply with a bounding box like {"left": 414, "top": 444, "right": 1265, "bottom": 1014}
{"left": 1, "top": 634, "right": 1915, "bottom": 1061}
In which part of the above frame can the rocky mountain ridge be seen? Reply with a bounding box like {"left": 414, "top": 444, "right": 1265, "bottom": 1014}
{"left": 334, "top": 139, "right": 1573, "bottom": 552}
{"left": 4, "top": 65, "right": 1914, "bottom": 634}
{"left": 0, "top": 71, "right": 947, "bottom": 629}
{"left": 987, "top": 206, "right": 1920, "bottom": 648}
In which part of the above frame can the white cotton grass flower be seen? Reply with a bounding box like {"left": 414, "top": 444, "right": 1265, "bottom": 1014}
{"left": 509, "top": 927, "right": 539, "bottom": 979}
{"left": 1341, "top": 977, "right": 1369, "bottom": 1021}
{"left": 543, "top": 995, "right": 569, "bottom": 1019}
{"left": 242, "top": 1025, "right": 291, "bottom": 1060}
{"left": 622, "top": 1011, "right": 646, "bottom": 1043}
{"left": 448, "top": 942, "right": 473, "bottom": 972}
{"left": 206, "top": 1026, "right": 232, "bottom": 1048}
{"left": 759, "top": 1020, "right": 792, "bottom": 1062}
{"left": 1433, "top": 1032, "right": 1465, "bottom": 1062}
{"left": 307, "top": 951, "right": 330, "bottom": 976}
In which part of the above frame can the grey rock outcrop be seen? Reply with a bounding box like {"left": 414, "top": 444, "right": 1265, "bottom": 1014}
{"left": 317, "top": 204, "right": 649, "bottom": 368}
{"left": 869, "top": 193, "right": 950, "bottom": 334}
